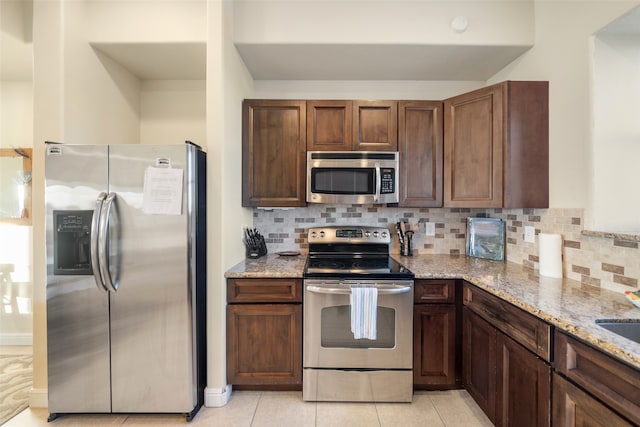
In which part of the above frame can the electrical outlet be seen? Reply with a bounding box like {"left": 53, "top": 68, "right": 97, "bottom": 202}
{"left": 524, "top": 226, "right": 535, "bottom": 243}
{"left": 425, "top": 222, "right": 436, "bottom": 236}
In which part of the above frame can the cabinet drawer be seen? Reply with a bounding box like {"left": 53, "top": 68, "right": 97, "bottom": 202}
{"left": 227, "top": 278, "right": 302, "bottom": 303}
{"left": 463, "top": 282, "right": 551, "bottom": 361}
{"left": 554, "top": 332, "right": 640, "bottom": 425}
{"left": 414, "top": 280, "right": 455, "bottom": 303}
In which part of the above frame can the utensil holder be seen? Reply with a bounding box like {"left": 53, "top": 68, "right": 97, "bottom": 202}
{"left": 246, "top": 238, "right": 267, "bottom": 259}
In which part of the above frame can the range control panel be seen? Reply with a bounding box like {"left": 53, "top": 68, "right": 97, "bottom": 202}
{"left": 308, "top": 226, "right": 390, "bottom": 244}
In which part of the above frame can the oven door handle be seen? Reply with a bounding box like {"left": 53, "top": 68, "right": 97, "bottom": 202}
{"left": 306, "top": 285, "right": 412, "bottom": 295}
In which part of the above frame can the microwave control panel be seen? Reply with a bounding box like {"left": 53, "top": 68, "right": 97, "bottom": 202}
{"left": 380, "top": 168, "right": 395, "bottom": 194}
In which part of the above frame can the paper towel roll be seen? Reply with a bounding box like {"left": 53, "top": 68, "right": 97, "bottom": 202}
{"left": 538, "top": 233, "right": 563, "bottom": 278}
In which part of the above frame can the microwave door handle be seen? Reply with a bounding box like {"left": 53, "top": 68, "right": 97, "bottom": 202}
{"left": 306, "top": 285, "right": 412, "bottom": 295}
{"left": 91, "top": 192, "right": 108, "bottom": 293}
{"left": 374, "top": 162, "right": 381, "bottom": 202}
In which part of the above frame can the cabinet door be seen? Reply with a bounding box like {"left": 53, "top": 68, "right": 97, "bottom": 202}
{"left": 398, "top": 101, "right": 443, "bottom": 207}
{"left": 496, "top": 333, "right": 550, "bottom": 427}
{"left": 554, "top": 332, "right": 640, "bottom": 425}
{"left": 414, "top": 304, "right": 456, "bottom": 387}
{"left": 242, "top": 100, "right": 307, "bottom": 207}
{"left": 444, "top": 85, "right": 503, "bottom": 208}
{"left": 227, "top": 304, "right": 302, "bottom": 386}
{"left": 353, "top": 100, "right": 398, "bottom": 151}
{"left": 307, "top": 100, "right": 352, "bottom": 151}
{"left": 552, "top": 373, "right": 633, "bottom": 427}
{"left": 462, "top": 307, "right": 497, "bottom": 422}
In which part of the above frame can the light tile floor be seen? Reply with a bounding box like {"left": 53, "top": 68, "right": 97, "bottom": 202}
{"left": 5, "top": 390, "right": 494, "bottom": 427}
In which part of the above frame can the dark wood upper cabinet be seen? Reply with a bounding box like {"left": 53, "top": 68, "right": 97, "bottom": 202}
{"left": 398, "top": 101, "right": 443, "bottom": 207}
{"left": 353, "top": 100, "right": 398, "bottom": 151}
{"left": 444, "top": 81, "right": 549, "bottom": 208}
{"left": 307, "top": 100, "right": 353, "bottom": 151}
{"left": 242, "top": 99, "right": 307, "bottom": 207}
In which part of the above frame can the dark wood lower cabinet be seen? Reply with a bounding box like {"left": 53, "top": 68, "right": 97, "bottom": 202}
{"left": 462, "top": 307, "right": 497, "bottom": 422}
{"left": 552, "top": 373, "right": 634, "bottom": 427}
{"left": 496, "top": 333, "right": 550, "bottom": 427}
{"left": 463, "top": 301, "right": 551, "bottom": 427}
{"left": 413, "top": 304, "right": 457, "bottom": 388}
{"left": 227, "top": 304, "right": 302, "bottom": 387}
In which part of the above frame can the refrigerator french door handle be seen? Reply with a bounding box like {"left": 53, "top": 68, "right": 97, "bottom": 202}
{"left": 98, "top": 192, "right": 119, "bottom": 293}
{"left": 91, "top": 192, "right": 108, "bottom": 293}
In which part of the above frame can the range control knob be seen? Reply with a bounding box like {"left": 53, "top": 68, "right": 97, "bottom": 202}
{"left": 310, "top": 231, "right": 317, "bottom": 238}
{"left": 364, "top": 231, "right": 371, "bottom": 237}
{"left": 381, "top": 231, "right": 388, "bottom": 238}
{"left": 373, "top": 231, "right": 379, "bottom": 238}
{"left": 319, "top": 231, "right": 325, "bottom": 238}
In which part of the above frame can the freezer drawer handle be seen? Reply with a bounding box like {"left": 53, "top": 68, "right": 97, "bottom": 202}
{"left": 91, "top": 192, "right": 108, "bottom": 293}
{"left": 306, "top": 285, "right": 411, "bottom": 295}
{"left": 98, "top": 192, "right": 119, "bottom": 292}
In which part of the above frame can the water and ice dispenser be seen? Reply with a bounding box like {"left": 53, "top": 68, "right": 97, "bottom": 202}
{"left": 53, "top": 210, "right": 93, "bottom": 275}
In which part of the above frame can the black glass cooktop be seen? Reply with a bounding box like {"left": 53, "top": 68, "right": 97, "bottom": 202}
{"left": 304, "top": 254, "right": 413, "bottom": 279}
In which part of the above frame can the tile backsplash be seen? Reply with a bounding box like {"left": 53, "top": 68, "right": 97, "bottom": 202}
{"left": 253, "top": 205, "right": 640, "bottom": 293}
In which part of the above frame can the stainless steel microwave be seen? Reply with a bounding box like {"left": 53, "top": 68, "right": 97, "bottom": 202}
{"left": 306, "top": 151, "right": 399, "bottom": 204}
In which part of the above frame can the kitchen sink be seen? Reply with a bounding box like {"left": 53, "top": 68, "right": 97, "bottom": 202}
{"left": 595, "top": 319, "right": 640, "bottom": 344}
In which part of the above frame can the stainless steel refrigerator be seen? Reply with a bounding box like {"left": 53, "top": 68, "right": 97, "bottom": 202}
{"left": 45, "top": 142, "right": 206, "bottom": 421}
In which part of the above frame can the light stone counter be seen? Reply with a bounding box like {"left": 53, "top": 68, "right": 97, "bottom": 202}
{"left": 225, "top": 253, "right": 640, "bottom": 370}
{"left": 225, "top": 253, "right": 307, "bottom": 278}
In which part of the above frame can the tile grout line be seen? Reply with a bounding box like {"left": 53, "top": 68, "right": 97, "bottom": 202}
{"left": 374, "top": 402, "right": 383, "bottom": 427}
{"left": 428, "top": 393, "right": 449, "bottom": 427}
{"left": 249, "top": 391, "right": 263, "bottom": 427}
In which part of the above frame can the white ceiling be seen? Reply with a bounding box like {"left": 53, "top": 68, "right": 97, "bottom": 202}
{"left": 235, "top": 43, "right": 532, "bottom": 81}
{"left": 90, "top": 42, "right": 206, "bottom": 80}
{"left": 598, "top": 5, "right": 640, "bottom": 36}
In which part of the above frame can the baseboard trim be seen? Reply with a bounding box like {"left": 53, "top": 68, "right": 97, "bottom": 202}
{"left": 0, "top": 333, "right": 33, "bottom": 346}
{"left": 30, "top": 386, "right": 231, "bottom": 410}
{"left": 204, "top": 385, "right": 232, "bottom": 407}
{"left": 30, "top": 387, "right": 48, "bottom": 408}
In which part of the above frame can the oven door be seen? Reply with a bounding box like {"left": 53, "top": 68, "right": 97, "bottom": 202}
{"left": 303, "top": 279, "right": 413, "bottom": 370}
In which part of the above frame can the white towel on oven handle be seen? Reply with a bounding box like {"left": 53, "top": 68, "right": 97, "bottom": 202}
{"left": 350, "top": 285, "right": 378, "bottom": 340}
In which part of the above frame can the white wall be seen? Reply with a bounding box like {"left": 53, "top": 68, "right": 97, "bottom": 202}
{"left": 251, "top": 80, "right": 485, "bottom": 100}
{"left": 62, "top": 1, "right": 141, "bottom": 146}
{"left": 592, "top": 34, "right": 640, "bottom": 232}
{"left": 140, "top": 80, "right": 206, "bottom": 145}
{"left": 488, "top": 0, "right": 639, "bottom": 211}
{"left": 0, "top": 82, "right": 33, "bottom": 148}
{"left": 87, "top": 0, "right": 206, "bottom": 43}
{"left": 205, "top": 0, "right": 254, "bottom": 405}
{"left": 234, "top": 0, "right": 533, "bottom": 45}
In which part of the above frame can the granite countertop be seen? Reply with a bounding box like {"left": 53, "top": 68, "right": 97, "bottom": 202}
{"left": 225, "top": 253, "right": 640, "bottom": 370}
{"left": 225, "top": 253, "right": 307, "bottom": 278}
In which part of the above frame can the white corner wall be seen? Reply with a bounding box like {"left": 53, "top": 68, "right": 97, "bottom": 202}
{"left": 488, "top": 0, "right": 639, "bottom": 210}
{"left": 592, "top": 34, "right": 640, "bottom": 232}
{"left": 0, "top": 82, "right": 33, "bottom": 148}
{"left": 139, "top": 80, "right": 206, "bottom": 146}
{"left": 62, "top": 1, "right": 141, "bottom": 146}
{"left": 205, "top": 0, "right": 254, "bottom": 406}
{"left": 87, "top": 0, "right": 206, "bottom": 43}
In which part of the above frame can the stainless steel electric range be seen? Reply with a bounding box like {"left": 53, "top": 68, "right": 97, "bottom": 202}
{"left": 303, "top": 226, "right": 414, "bottom": 403}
